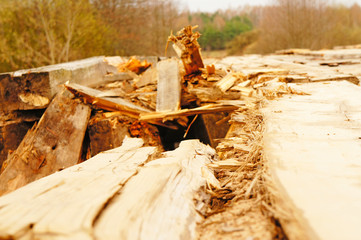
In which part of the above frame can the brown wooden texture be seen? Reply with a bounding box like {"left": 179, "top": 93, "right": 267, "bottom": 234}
{"left": 169, "top": 26, "right": 204, "bottom": 75}
{"left": 0, "top": 89, "right": 91, "bottom": 196}
{"left": 0, "top": 57, "right": 119, "bottom": 111}
{"left": 0, "top": 72, "right": 51, "bottom": 111}
{"left": 88, "top": 115, "right": 130, "bottom": 157}
{"left": 202, "top": 112, "right": 231, "bottom": 148}
{"left": 0, "top": 120, "right": 34, "bottom": 168}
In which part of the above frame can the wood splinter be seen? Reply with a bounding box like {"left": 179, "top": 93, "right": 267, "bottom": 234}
{"left": 168, "top": 25, "right": 204, "bottom": 75}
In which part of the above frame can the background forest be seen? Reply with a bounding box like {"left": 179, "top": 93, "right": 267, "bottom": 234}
{"left": 0, "top": 0, "right": 361, "bottom": 72}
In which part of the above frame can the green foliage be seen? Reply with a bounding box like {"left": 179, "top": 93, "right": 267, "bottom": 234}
{"left": 223, "top": 16, "right": 253, "bottom": 41}
{"left": 196, "top": 13, "right": 253, "bottom": 51}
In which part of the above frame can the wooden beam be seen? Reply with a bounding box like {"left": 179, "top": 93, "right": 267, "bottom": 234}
{"left": 0, "top": 57, "right": 120, "bottom": 111}
{"left": 0, "top": 119, "right": 35, "bottom": 169}
{"left": 0, "top": 89, "right": 91, "bottom": 196}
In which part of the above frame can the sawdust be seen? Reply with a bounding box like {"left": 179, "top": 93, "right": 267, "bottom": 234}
{"left": 197, "top": 106, "right": 288, "bottom": 240}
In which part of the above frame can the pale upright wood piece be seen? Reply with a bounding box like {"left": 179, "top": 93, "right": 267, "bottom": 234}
{"left": 94, "top": 139, "right": 220, "bottom": 240}
{"left": 156, "top": 58, "right": 181, "bottom": 112}
{"left": 0, "top": 89, "right": 91, "bottom": 195}
{"left": 0, "top": 138, "right": 155, "bottom": 240}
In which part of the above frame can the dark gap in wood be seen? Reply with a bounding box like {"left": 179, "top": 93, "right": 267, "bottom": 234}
{"left": 157, "top": 114, "right": 230, "bottom": 151}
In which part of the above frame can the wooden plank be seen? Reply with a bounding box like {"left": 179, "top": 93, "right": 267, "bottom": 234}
{"left": 262, "top": 81, "right": 361, "bottom": 240}
{"left": 64, "top": 82, "right": 151, "bottom": 118}
{"left": 156, "top": 59, "right": 181, "bottom": 112}
{"left": 0, "top": 57, "right": 119, "bottom": 111}
{"left": 64, "top": 82, "right": 179, "bottom": 130}
{"left": 0, "top": 89, "right": 91, "bottom": 196}
{"left": 0, "top": 138, "right": 156, "bottom": 239}
{"left": 140, "top": 103, "right": 244, "bottom": 121}
{"left": 94, "top": 139, "right": 220, "bottom": 240}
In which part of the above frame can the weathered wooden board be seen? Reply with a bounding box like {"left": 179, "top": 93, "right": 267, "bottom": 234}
{"left": 0, "top": 57, "right": 119, "bottom": 111}
{"left": 94, "top": 139, "right": 219, "bottom": 240}
{"left": 0, "top": 138, "right": 155, "bottom": 240}
{"left": 156, "top": 59, "right": 181, "bottom": 112}
{"left": 262, "top": 81, "right": 361, "bottom": 240}
{"left": 0, "top": 89, "right": 91, "bottom": 195}
{"left": 0, "top": 138, "right": 219, "bottom": 240}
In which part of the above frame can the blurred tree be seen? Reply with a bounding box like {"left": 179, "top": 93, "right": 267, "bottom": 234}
{"left": 0, "top": 0, "right": 107, "bottom": 72}
{"left": 251, "top": 1, "right": 361, "bottom": 53}
{"left": 226, "top": 30, "right": 259, "bottom": 55}
{"left": 93, "top": 0, "right": 179, "bottom": 56}
{"left": 193, "top": 12, "right": 253, "bottom": 51}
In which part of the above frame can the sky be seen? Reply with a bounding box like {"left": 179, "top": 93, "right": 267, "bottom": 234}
{"left": 181, "top": 0, "right": 361, "bottom": 12}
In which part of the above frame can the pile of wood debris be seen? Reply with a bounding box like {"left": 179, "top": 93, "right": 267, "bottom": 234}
{"left": 0, "top": 25, "right": 360, "bottom": 239}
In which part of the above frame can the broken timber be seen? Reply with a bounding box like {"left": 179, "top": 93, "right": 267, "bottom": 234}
{"left": 168, "top": 26, "right": 204, "bottom": 75}
{"left": 0, "top": 89, "right": 91, "bottom": 196}
{"left": 0, "top": 138, "right": 219, "bottom": 240}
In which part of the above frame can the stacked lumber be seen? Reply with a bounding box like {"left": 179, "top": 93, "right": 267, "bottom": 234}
{"left": 1, "top": 25, "right": 361, "bottom": 239}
